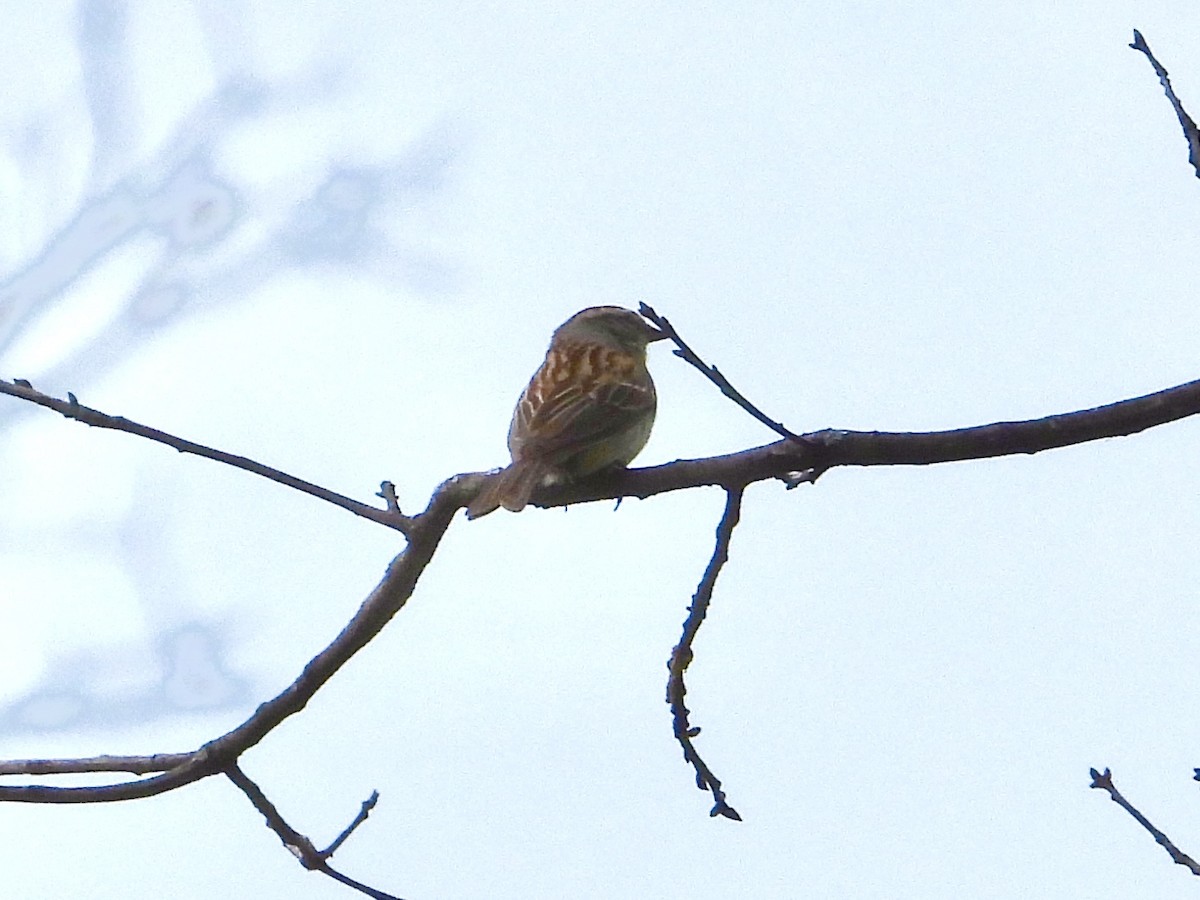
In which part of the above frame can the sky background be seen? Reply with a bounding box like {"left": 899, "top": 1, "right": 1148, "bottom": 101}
{"left": 3, "top": 2, "right": 1200, "bottom": 898}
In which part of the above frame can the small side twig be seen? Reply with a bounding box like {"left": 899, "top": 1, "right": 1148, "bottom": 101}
{"left": 226, "top": 764, "right": 404, "bottom": 900}
{"left": 666, "top": 485, "right": 745, "bottom": 821}
{"left": 1129, "top": 30, "right": 1200, "bottom": 179}
{"left": 1089, "top": 767, "right": 1200, "bottom": 876}
{"left": 0, "top": 378, "right": 412, "bottom": 534}
{"left": 639, "top": 302, "right": 810, "bottom": 446}
{"left": 377, "top": 481, "right": 403, "bottom": 515}
{"left": 322, "top": 790, "right": 381, "bottom": 857}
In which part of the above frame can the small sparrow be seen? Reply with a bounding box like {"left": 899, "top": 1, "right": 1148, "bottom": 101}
{"left": 467, "top": 306, "right": 667, "bottom": 519}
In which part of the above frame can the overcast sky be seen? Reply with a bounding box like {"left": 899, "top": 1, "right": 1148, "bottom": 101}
{"left": 3, "top": 2, "right": 1200, "bottom": 898}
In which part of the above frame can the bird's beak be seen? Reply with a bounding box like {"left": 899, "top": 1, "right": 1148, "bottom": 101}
{"left": 645, "top": 324, "right": 670, "bottom": 343}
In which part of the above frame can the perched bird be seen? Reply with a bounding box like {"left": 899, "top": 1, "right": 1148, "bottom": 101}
{"left": 467, "top": 306, "right": 667, "bottom": 519}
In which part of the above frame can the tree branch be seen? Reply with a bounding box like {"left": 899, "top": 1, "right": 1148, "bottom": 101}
{"left": 0, "top": 378, "right": 414, "bottom": 534}
{"left": 667, "top": 486, "right": 744, "bottom": 820}
{"left": 638, "top": 302, "right": 807, "bottom": 443}
{"left": 227, "top": 764, "right": 403, "bottom": 900}
{"left": 5, "top": 362, "right": 1200, "bottom": 795}
{"left": 1130, "top": 30, "right": 1200, "bottom": 179}
{"left": 533, "top": 374, "right": 1200, "bottom": 510}
{"left": 0, "top": 473, "right": 471, "bottom": 800}
{"left": 1090, "top": 767, "right": 1200, "bottom": 876}
{"left": 322, "top": 790, "right": 381, "bottom": 858}
{"left": 9, "top": 367, "right": 1200, "bottom": 527}
{"left": 6, "top": 308, "right": 1200, "bottom": 822}
{"left": 0, "top": 752, "right": 190, "bottom": 776}
{"left": 1, "top": 25, "right": 1195, "bottom": 894}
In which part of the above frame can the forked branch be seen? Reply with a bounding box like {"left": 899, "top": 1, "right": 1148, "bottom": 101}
{"left": 227, "top": 764, "right": 401, "bottom": 900}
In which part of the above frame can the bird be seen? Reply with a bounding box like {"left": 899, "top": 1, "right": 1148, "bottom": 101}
{"left": 467, "top": 306, "right": 667, "bottom": 519}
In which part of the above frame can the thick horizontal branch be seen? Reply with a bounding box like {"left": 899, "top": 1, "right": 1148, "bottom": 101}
{"left": 536, "top": 375, "right": 1200, "bottom": 507}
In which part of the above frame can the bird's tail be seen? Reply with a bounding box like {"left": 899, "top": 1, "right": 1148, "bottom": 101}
{"left": 466, "top": 460, "right": 554, "bottom": 519}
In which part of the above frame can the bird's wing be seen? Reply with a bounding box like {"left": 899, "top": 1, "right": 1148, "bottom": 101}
{"left": 511, "top": 352, "right": 655, "bottom": 463}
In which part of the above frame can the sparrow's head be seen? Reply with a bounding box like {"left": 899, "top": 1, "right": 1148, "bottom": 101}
{"left": 551, "top": 306, "right": 667, "bottom": 354}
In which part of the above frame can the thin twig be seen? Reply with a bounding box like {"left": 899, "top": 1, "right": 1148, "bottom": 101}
{"left": 322, "top": 790, "right": 381, "bottom": 858}
{"left": 639, "top": 302, "right": 808, "bottom": 444}
{"left": 1129, "top": 30, "right": 1200, "bottom": 179}
{"left": 1090, "top": 767, "right": 1200, "bottom": 876}
{"left": 0, "top": 752, "right": 190, "bottom": 777}
{"left": 0, "top": 378, "right": 413, "bottom": 534}
{"left": 320, "top": 867, "right": 406, "bottom": 900}
{"left": 226, "top": 764, "right": 405, "bottom": 900}
{"left": 377, "top": 481, "right": 403, "bottom": 515}
{"left": 666, "top": 485, "right": 745, "bottom": 821}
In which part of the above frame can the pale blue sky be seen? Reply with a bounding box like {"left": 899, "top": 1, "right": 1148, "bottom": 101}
{"left": 3, "top": 2, "right": 1200, "bottom": 898}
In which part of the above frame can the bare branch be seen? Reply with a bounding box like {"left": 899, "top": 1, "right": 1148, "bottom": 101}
{"left": 1090, "top": 767, "right": 1200, "bottom": 876}
{"left": 0, "top": 752, "right": 190, "bottom": 776}
{"left": 7, "top": 315, "right": 1200, "bottom": 812}
{"left": 0, "top": 755, "right": 223, "bottom": 803}
{"left": 377, "top": 481, "right": 403, "bottom": 515}
{"left": 6, "top": 328, "right": 1200, "bottom": 791}
{"left": 322, "top": 790, "right": 381, "bottom": 857}
{"left": 226, "top": 763, "right": 320, "bottom": 865}
{"left": 639, "top": 302, "right": 807, "bottom": 443}
{"left": 0, "top": 474, "right": 471, "bottom": 799}
{"left": 667, "top": 486, "right": 744, "bottom": 821}
{"left": 535, "top": 374, "right": 1200, "bottom": 510}
{"left": 227, "top": 764, "right": 404, "bottom": 900}
{"left": 319, "top": 868, "right": 406, "bottom": 900}
{"left": 0, "top": 378, "right": 413, "bottom": 534}
{"left": 1130, "top": 30, "right": 1200, "bottom": 179}
{"left": 10, "top": 353, "right": 1200, "bottom": 525}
